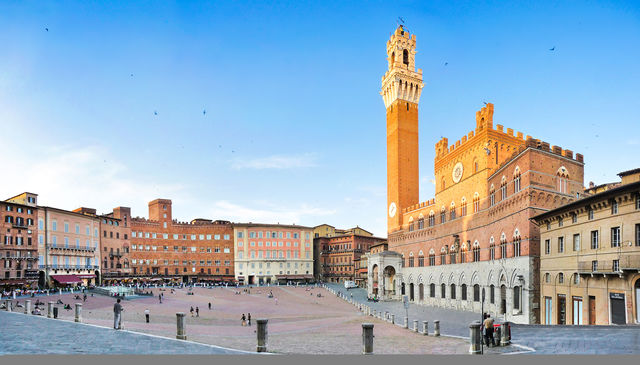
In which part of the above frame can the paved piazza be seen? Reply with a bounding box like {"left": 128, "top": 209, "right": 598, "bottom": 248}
{"left": 326, "top": 284, "right": 640, "bottom": 354}
{"left": 0, "top": 285, "right": 518, "bottom": 355}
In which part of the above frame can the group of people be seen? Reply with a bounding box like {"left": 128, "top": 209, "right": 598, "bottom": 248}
{"left": 241, "top": 313, "right": 252, "bottom": 326}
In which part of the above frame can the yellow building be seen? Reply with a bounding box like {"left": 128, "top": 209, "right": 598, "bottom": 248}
{"left": 533, "top": 168, "right": 640, "bottom": 325}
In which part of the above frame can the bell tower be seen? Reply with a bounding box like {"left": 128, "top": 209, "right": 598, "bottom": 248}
{"left": 382, "top": 25, "right": 423, "bottom": 234}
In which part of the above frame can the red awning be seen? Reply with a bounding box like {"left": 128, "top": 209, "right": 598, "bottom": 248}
{"left": 76, "top": 274, "right": 96, "bottom": 279}
{"left": 50, "top": 275, "right": 83, "bottom": 284}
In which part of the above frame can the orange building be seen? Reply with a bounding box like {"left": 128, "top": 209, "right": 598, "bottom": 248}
{"left": 368, "top": 25, "right": 585, "bottom": 324}
{"left": 1, "top": 193, "right": 39, "bottom": 290}
{"left": 315, "top": 233, "right": 385, "bottom": 285}
{"left": 129, "top": 199, "right": 234, "bottom": 284}
{"left": 99, "top": 207, "right": 132, "bottom": 284}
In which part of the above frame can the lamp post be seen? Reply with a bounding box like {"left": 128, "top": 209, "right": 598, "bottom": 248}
{"left": 481, "top": 288, "right": 485, "bottom": 354}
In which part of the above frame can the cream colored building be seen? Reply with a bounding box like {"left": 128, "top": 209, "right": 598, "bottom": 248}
{"left": 234, "top": 223, "right": 314, "bottom": 285}
{"left": 534, "top": 168, "right": 640, "bottom": 325}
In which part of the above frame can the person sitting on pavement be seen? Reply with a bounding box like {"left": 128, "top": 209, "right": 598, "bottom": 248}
{"left": 56, "top": 299, "right": 64, "bottom": 304}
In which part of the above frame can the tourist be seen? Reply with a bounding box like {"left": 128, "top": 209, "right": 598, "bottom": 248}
{"left": 83, "top": 293, "right": 87, "bottom": 302}
{"left": 247, "top": 313, "right": 251, "bottom": 326}
{"left": 145, "top": 308, "right": 150, "bottom": 323}
{"left": 483, "top": 313, "right": 494, "bottom": 347}
{"left": 113, "top": 298, "right": 123, "bottom": 330}
{"left": 196, "top": 306, "right": 199, "bottom": 317}
{"left": 190, "top": 306, "right": 194, "bottom": 317}
{"left": 241, "top": 313, "right": 246, "bottom": 326}
{"left": 158, "top": 294, "right": 162, "bottom": 304}
{"left": 208, "top": 302, "right": 212, "bottom": 310}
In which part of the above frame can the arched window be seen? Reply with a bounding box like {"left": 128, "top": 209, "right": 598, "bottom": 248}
{"left": 489, "top": 237, "right": 495, "bottom": 260}
{"left": 460, "top": 245, "right": 467, "bottom": 264}
{"left": 428, "top": 211, "right": 435, "bottom": 226}
{"left": 461, "top": 284, "right": 468, "bottom": 300}
{"left": 450, "top": 201, "right": 456, "bottom": 220}
{"left": 450, "top": 284, "right": 457, "bottom": 299}
{"left": 513, "top": 286, "right": 521, "bottom": 311}
{"left": 558, "top": 272, "right": 564, "bottom": 283}
{"left": 473, "top": 192, "right": 480, "bottom": 213}
{"left": 461, "top": 197, "right": 467, "bottom": 216}
{"left": 441, "top": 283, "right": 446, "bottom": 298}
{"left": 408, "top": 217, "right": 414, "bottom": 232}
{"left": 500, "top": 233, "right": 508, "bottom": 259}
{"left": 430, "top": 283, "right": 436, "bottom": 297}
{"left": 403, "top": 49, "right": 409, "bottom": 65}
{"left": 501, "top": 176, "right": 508, "bottom": 200}
{"left": 473, "top": 158, "right": 478, "bottom": 174}
{"left": 429, "top": 252, "right": 436, "bottom": 266}
{"left": 490, "top": 284, "right": 495, "bottom": 304}
{"left": 417, "top": 215, "right": 424, "bottom": 230}
{"left": 440, "top": 206, "right": 446, "bottom": 224}
{"left": 408, "top": 252, "right": 414, "bottom": 267}
{"left": 473, "top": 284, "right": 480, "bottom": 302}
{"left": 440, "top": 246, "right": 447, "bottom": 265}
{"left": 473, "top": 241, "right": 480, "bottom": 262}
{"left": 418, "top": 251, "right": 425, "bottom": 267}
{"left": 513, "top": 229, "right": 521, "bottom": 257}
{"left": 490, "top": 184, "right": 496, "bottom": 206}
{"left": 545, "top": 273, "right": 550, "bottom": 283}
{"left": 557, "top": 166, "right": 569, "bottom": 194}
{"left": 514, "top": 167, "right": 522, "bottom": 193}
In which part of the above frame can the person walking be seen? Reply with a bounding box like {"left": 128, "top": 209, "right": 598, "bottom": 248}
{"left": 144, "top": 308, "right": 150, "bottom": 323}
{"left": 208, "top": 302, "right": 211, "bottom": 310}
{"left": 113, "top": 299, "right": 123, "bottom": 330}
{"left": 196, "top": 306, "right": 199, "bottom": 317}
{"left": 247, "top": 313, "right": 251, "bottom": 326}
{"left": 190, "top": 306, "right": 194, "bottom": 317}
{"left": 83, "top": 293, "right": 87, "bottom": 302}
{"left": 159, "top": 294, "right": 162, "bottom": 304}
{"left": 483, "top": 313, "right": 494, "bottom": 347}
{"left": 241, "top": 313, "right": 246, "bottom": 326}
{"left": 275, "top": 297, "right": 278, "bottom": 305}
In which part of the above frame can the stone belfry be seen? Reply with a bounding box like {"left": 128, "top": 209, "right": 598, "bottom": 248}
{"left": 382, "top": 25, "right": 424, "bottom": 234}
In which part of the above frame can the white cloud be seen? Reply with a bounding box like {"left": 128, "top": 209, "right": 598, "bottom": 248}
{"left": 231, "top": 154, "right": 316, "bottom": 170}
{"left": 207, "top": 200, "right": 336, "bottom": 226}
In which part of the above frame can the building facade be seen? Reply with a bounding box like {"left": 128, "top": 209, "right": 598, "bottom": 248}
{"left": 368, "top": 25, "right": 585, "bottom": 324}
{"left": 534, "top": 169, "right": 640, "bottom": 325}
{"left": 37, "top": 206, "right": 101, "bottom": 287}
{"left": 129, "top": 199, "right": 235, "bottom": 284}
{"left": 315, "top": 233, "right": 385, "bottom": 284}
{"left": 1, "top": 193, "right": 39, "bottom": 290}
{"left": 234, "top": 223, "right": 314, "bottom": 285}
{"left": 99, "top": 207, "right": 132, "bottom": 284}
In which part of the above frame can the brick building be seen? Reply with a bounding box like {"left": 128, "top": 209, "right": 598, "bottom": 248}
{"left": 234, "top": 223, "right": 314, "bottom": 285}
{"left": 368, "top": 25, "right": 585, "bottom": 324}
{"left": 1, "top": 193, "right": 39, "bottom": 290}
{"left": 99, "top": 207, "right": 132, "bottom": 284}
{"left": 315, "top": 232, "right": 385, "bottom": 284}
{"left": 534, "top": 169, "right": 640, "bottom": 325}
{"left": 129, "top": 199, "right": 234, "bottom": 284}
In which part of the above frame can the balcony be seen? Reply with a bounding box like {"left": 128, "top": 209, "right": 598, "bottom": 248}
{"left": 109, "top": 252, "right": 123, "bottom": 258}
{"left": 48, "top": 245, "right": 96, "bottom": 255}
{"left": 578, "top": 254, "right": 640, "bottom": 276}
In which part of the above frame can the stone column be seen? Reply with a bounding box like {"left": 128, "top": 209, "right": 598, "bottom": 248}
{"left": 75, "top": 303, "right": 82, "bottom": 323}
{"left": 373, "top": 309, "right": 377, "bottom": 317}
{"left": 256, "top": 319, "right": 268, "bottom": 352}
{"left": 25, "top": 300, "right": 31, "bottom": 315}
{"left": 434, "top": 320, "right": 440, "bottom": 336}
{"left": 47, "top": 302, "right": 54, "bottom": 318}
{"left": 390, "top": 313, "right": 395, "bottom": 324}
{"left": 422, "top": 321, "right": 428, "bottom": 336}
{"left": 403, "top": 316, "right": 408, "bottom": 329}
{"left": 469, "top": 321, "right": 482, "bottom": 354}
{"left": 362, "top": 323, "right": 374, "bottom": 354}
{"left": 384, "top": 311, "right": 388, "bottom": 320}
{"left": 413, "top": 320, "right": 419, "bottom": 332}
{"left": 176, "top": 312, "right": 187, "bottom": 340}
{"left": 501, "top": 322, "right": 511, "bottom": 346}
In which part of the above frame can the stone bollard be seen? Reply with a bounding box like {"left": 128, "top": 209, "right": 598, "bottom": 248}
{"left": 413, "top": 320, "right": 419, "bottom": 332}
{"left": 362, "top": 323, "right": 374, "bottom": 354}
{"left": 256, "top": 319, "right": 268, "bottom": 352}
{"left": 403, "top": 316, "right": 408, "bottom": 329}
{"left": 422, "top": 321, "right": 429, "bottom": 336}
{"left": 176, "top": 312, "right": 187, "bottom": 340}
{"left": 373, "top": 309, "right": 377, "bottom": 317}
{"left": 501, "top": 322, "right": 511, "bottom": 346}
{"left": 434, "top": 320, "right": 440, "bottom": 336}
{"left": 384, "top": 311, "right": 388, "bottom": 320}
{"left": 25, "top": 300, "right": 31, "bottom": 315}
{"left": 5, "top": 300, "right": 11, "bottom": 312}
{"left": 390, "top": 314, "right": 395, "bottom": 324}
{"left": 48, "top": 302, "right": 54, "bottom": 318}
{"left": 75, "top": 303, "right": 82, "bottom": 323}
{"left": 469, "top": 321, "right": 482, "bottom": 354}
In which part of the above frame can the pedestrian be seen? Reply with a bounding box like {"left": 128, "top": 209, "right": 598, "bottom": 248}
{"left": 159, "top": 294, "right": 162, "bottom": 303}
{"left": 247, "top": 313, "right": 251, "bottom": 326}
{"left": 483, "top": 313, "right": 494, "bottom": 347}
{"left": 275, "top": 297, "right": 278, "bottom": 305}
{"left": 83, "top": 293, "right": 87, "bottom": 302}
{"left": 196, "top": 306, "right": 199, "bottom": 317}
{"left": 208, "top": 302, "right": 212, "bottom": 310}
{"left": 145, "top": 308, "right": 150, "bottom": 323}
{"left": 190, "top": 306, "right": 194, "bottom": 317}
{"left": 113, "top": 298, "right": 123, "bottom": 330}
{"left": 241, "top": 313, "right": 246, "bottom": 326}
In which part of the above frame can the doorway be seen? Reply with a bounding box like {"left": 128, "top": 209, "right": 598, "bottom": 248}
{"left": 545, "top": 296, "right": 552, "bottom": 324}
{"left": 572, "top": 296, "right": 583, "bottom": 325}
{"left": 409, "top": 283, "right": 414, "bottom": 301}
{"left": 557, "top": 294, "right": 566, "bottom": 324}
{"left": 635, "top": 279, "right": 640, "bottom": 323}
{"left": 419, "top": 283, "right": 424, "bottom": 301}
{"left": 589, "top": 296, "right": 596, "bottom": 325}
{"left": 610, "top": 292, "right": 626, "bottom": 324}
{"left": 500, "top": 285, "right": 507, "bottom": 314}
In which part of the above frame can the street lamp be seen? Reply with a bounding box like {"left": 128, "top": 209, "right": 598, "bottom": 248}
{"left": 481, "top": 288, "right": 486, "bottom": 354}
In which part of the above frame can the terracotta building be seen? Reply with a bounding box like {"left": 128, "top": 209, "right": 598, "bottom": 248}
{"left": 315, "top": 230, "right": 385, "bottom": 284}
{"left": 1, "top": 193, "right": 39, "bottom": 290}
{"left": 129, "top": 199, "right": 234, "bottom": 284}
{"left": 533, "top": 169, "right": 640, "bottom": 325}
{"left": 99, "top": 207, "right": 132, "bottom": 284}
{"left": 234, "top": 223, "right": 314, "bottom": 285}
{"left": 368, "top": 25, "right": 585, "bottom": 324}
{"left": 37, "top": 205, "right": 101, "bottom": 287}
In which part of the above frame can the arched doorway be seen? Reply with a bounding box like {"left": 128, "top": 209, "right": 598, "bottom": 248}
{"left": 371, "top": 265, "right": 379, "bottom": 296}
{"left": 635, "top": 278, "right": 640, "bottom": 323}
{"left": 383, "top": 266, "right": 396, "bottom": 297}
{"left": 409, "top": 283, "right": 414, "bottom": 301}
{"left": 401, "top": 282, "right": 405, "bottom": 295}
{"left": 500, "top": 285, "right": 507, "bottom": 314}
{"left": 419, "top": 283, "right": 424, "bottom": 301}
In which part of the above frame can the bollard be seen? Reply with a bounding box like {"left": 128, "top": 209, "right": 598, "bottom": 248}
{"left": 501, "top": 322, "right": 511, "bottom": 346}
{"left": 25, "top": 300, "right": 31, "bottom": 315}
{"left": 176, "top": 312, "right": 187, "bottom": 340}
{"left": 47, "top": 302, "right": 54, "bottom": 318}
{"left": 413, "top": 320, "right": 419, "bottom": 332}
{"left": 390, "top": 313, "right": 395, "bottom": 324}
{"left": 422, "top": 321, "right": 429, "bottom": 336}
{"left": 5, "top": 300, "right": 11, "bottom": 312}
{"left": 403, "top": 316, "right": 408, "bottom": 329}
{"left": 373, "top": 309, "right": 377, "bottom": 317}
{"left": 75, "top": 303, "right": 82, "bottom": 323}
{"left": 256, "top": 319, "right": 268, "bottom": 352}
{"left": 469, "top": 321, "right": 482, "bottom": 354}
{"left": 384, "top": 311, "right": 388, "bottom": 320}
{"left": 434, "top": 320, "right": 440, "bottom": 336}
{"left": 362, "top": 323, "right": 374, "bottom": 354}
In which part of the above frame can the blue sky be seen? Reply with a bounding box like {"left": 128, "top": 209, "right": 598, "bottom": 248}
{"left": 1, "top": 1, "right": 638, "bottom": 237}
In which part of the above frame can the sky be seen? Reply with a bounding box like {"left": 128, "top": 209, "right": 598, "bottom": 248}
{"left": 1, "top": 1, "right": 639, "bottom": 238}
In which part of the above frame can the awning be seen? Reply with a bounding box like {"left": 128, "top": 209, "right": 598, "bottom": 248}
{"left": 76, "top": 274, "right": 96, "bottom": 279}
{"left": 275, "top": 274, "right": 314, "bottom": 280}
{"left": 50, "top": 275, "right": 82, "bottom": 284}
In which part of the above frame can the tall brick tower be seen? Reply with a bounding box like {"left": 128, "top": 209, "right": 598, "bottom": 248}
{"left": 382, "top": 25, "right": 424, "bottom": 233}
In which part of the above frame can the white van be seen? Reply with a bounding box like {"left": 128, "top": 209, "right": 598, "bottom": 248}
{"left": 344, "top": 281, "right": 357, "bottom": 289}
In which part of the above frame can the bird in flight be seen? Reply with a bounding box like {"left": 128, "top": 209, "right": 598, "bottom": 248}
{"left": 549, "top": 46, "right": 555, "bottom": 51}
{"left": 398, "top": 17, "right": 405, "bottom": 24}
{"left": 130, "top": 73, "right": 134, "bottom": 77}
{"left": 45, "top": 27, "right": 49, "bottom": 32}
{"left": 444, "top": 62, "right": 448, "bottom": 66}
{"left": 203, "top": 109, "right": 206, "bottom": 116}
{"left": 483, "top": 101, "right": 488, "bottom": 105}
{"left": 154, "top": 111, "right": 158, "bottom": 116}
